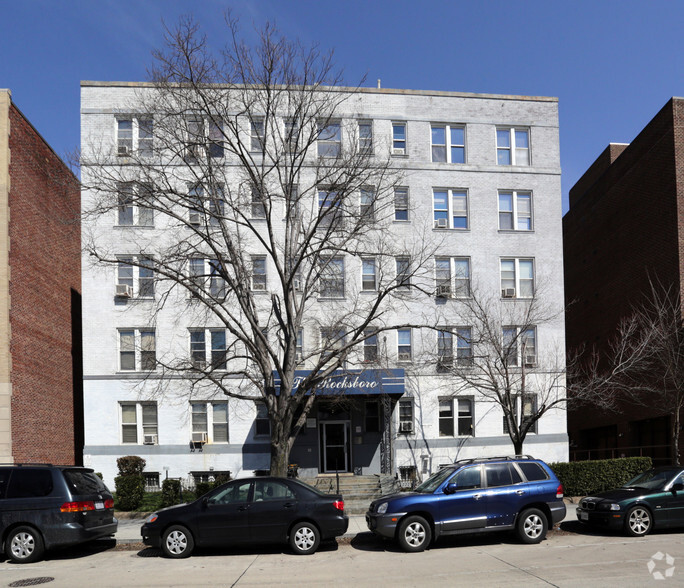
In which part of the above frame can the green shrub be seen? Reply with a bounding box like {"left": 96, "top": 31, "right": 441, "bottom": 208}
{"left": 195, "top": 482, "right": 212, "bottom": 498}
{"left": 117, "top": 455, "right": 146, "bottom": 476}
{"left": 549, "top": 457, "right": 653, "bottom": 497}
{"left": 213, "top": 473, "right": 231, "bottom": 487}
{"left": 161, "top": 478, "right": 183, "bottom": 508}
{"left": 114, "top": 474, "right": 145, "bottom": 511}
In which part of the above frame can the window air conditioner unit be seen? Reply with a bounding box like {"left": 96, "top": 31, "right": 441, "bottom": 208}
{"left": 398, "top": 352, "right": 411, "bottom": 361}
{"left": 434, "top": 218, "right": 448, "bottom": 229}
{"left": 117, "top": 144, "right": 130, "bottom": 156}
{"left": 192, "top": 432, "right": 208, "bottom": 444}
{"left": 524, "top": 355, "right": 537, "bottom": 367}
{"left": 115, "top": 284, "right": 133, "bottom": 298}
{"left": 502, "top": 288, "right": 516, "bottom": 298}
{"left": 399, "top": 421, "right": 414, "bottom": 434}
{"left": 143, "top": 434, "right": 158, "bottom": 445}
{"left": 436, "top": 285, "right": 452, "bottom": 298}
{"left": 392, "top": 147, "right": 405, "bottom": 156}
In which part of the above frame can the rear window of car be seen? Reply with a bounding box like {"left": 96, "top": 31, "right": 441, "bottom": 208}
{"left": 6, "top": 469, "right": 54, "bottom": 498}
{"left": 62, "top": 470, "right": 108, "bottom": 495}
{"left": 517, "top": 462, "right": 550, "bottom": 482}
{"left": 485, "top": 463, "right": 523, "bottom": 487}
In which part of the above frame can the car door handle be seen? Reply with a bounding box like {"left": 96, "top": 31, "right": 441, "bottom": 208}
{"left": 473, "top": 494, "right": 483, "bottom": 500}
{"left": 283, "top": 503, "right": 295, "bottom": 508}
{"left": 239, "top": 505, "right": 250, "bottom": 511}
{"left": 516, "top": 490, "right": 525, "bottom": 495}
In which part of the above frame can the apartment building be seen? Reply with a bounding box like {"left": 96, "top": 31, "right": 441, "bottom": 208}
{"left": 0, "top": 89, "right": 82, "bottom": 465}
{"left": 81, "top": 82, "right": 567, "bottom": 488}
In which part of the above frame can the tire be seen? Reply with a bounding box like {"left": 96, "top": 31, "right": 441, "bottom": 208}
{"left": 516, "top": 508, "right": 548, "bottom": 544}
{"left": 397, "top": 515, "right": 432, "bottom": 552}
{"left": 289, "top": 521, "right": 321, "bottom": 555}
{"left": 5, "top": 526, "right": 45, "bottom": 564}
{"left": 161, "top": 525, "right": 194, "bottom": 558}
{"left": 625, "top": 506, "right": 652, "bottom": 537}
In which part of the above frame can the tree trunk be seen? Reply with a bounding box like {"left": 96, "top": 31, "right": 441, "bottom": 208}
{"left": 513, "top": 438, "right": 524, "bottom": 456}
{"left": 672, "top": 405, "right": 682, "bottom": 466}
{"left": 270, "top": 438, "right": 291, "bottom": 477}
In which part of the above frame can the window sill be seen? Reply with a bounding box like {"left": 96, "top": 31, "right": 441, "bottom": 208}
{"left": 432, "top": 227, "right": 470, "bottom": 232}
{"left": 498, "top": 229, "right": 535, "bottom": 234}
{"left": 318, "top": 296, "right": 346, "bottom": 301}
{"left": 113, "top": 225, "right": 156, "bottom": 229}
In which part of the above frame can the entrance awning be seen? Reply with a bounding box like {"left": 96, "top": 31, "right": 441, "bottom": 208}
{"left": 274, "top": 368, "right": 405, "bottom": 395}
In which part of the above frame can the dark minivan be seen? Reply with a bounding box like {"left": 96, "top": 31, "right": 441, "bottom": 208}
{"left": 0, "top": 464, "right": 117, "bottom": 563}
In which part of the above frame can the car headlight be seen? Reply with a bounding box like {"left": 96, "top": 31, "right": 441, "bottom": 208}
{"left": 145, "top": 513, "right": 159, "bottom": 524}
{"left": 377, "top": 502, "right": 388, "bottom": 515}
{"left": 609, "top": 503, "right": 621, "bottom": 511}
{"left": 597, "top": 502, "right": 620, "bottom": 511}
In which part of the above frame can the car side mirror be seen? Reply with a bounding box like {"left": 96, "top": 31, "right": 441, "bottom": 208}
{"left": 671, "top": 483, "right": 684, "bottom": 492}
{"left": 443, "top": 483, "right": 458, "bottom": 495}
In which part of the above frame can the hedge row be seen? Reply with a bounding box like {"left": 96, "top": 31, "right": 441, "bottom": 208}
{"left": 549, "top": 457, "right": 652, "bottom": 497}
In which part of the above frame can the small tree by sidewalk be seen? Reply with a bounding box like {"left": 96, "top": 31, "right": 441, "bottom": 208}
{"left": 114, "top": 455, "right": 146, "bottom": 511}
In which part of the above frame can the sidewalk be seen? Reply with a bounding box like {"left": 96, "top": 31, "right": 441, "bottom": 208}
{"left": 113, "top": 504, "right": 577, "bottom": 545}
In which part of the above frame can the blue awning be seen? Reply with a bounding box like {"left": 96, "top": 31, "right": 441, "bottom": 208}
{"left": 274, "top": 369, "right": 405, "bottom": 395}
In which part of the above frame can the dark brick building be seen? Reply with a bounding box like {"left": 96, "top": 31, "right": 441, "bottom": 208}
{"left": 564, "top": 97, "right": 684, "bottom": 464}
{"left": 0, "top": 89, "right": 82, "bottom": 465}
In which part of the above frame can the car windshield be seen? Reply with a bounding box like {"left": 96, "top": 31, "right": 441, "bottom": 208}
{"left": 623, "top": 469, "right": 681, "bottom": 491}
{"left": 414, "top": 467, "right": 455, "bottom": 493}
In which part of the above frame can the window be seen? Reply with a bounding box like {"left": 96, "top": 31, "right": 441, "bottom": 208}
{"left": 503, "top": 395, "right": 537, "bottom": 434}
{"left": 209, "top": 259, "right": 226, "bottom": 298}
{"left": 251, "top": 256, "right": 267, "bottom": 291}
{"left": 435, "top": 257, "right": 471, "bottom": 298}
{"left": 433, "top": 189, "right": 468, "bottom": 229}
{"left": 362, "top": 258, "right": 377, "bottom": 291}
{"left": 450, "top": 466, "right": 481, "bottom": 490}
{"left": 318, "top": 121, "right": 341, "bottom": 157}
{"left": 318, "top": 189, "right": 342, "bottom": 227}
{"left": 189, "top": 184, "right": 225, "bottom": 226}
{"left": 255, "top": 479, "right": 295, "bottom": 501}
{"left": 503, "top": 326, "right": 537, "bottom": 367}
{"left": 439, "top": 398, "right": 454, "bottom": 436}
{"left": 365, "top": 401, "right": 380, "bottom": 432}
{"left": 518, "top": 461, "right": 549, "bottom": 481}
{"left": 189, "top": 329, "right": 227, "bottom": 370}
{"left": 213, "top": 402, "right": 229, "bottom": 442}
{"left": 453, "top": 258, "right": 471, "bottom": 298}
{"left": 208, "top": 120, "right": 224, "bottom": 158}
{"left": 117, "top": 256, "right": 154, "bottom": 298}
{"left": 499, "top": 191, "right": 532, "bottom": 231}
{"left": 485, "top": 463, "right": 522, "bottom": 487}
{"left": 192, "top": 403, "right": 208, "bottom": 441}
{"left": 295, "top": 329, "right": 303, "bottom": 362}
{"left": 255, "top": 402, "right": 270, "bottom": 436}
{"left": 284, "top": 118, "right": 298, "bottom": 153}
{"left": 320, "top": 328, "right": 345, "bottom": 361}
{"left": 117, "top": 182, "right": 154, "bottom": 226}
{"left": 457, "top": 398, "right": 474, "bottom": 436}
{"left": 250, "top": 119, "right": 264, "bottom": 152}
{"left": 120, "top": 402, "right": 158, "bottom": 444}
{"left": 360, "top": 188, "right": 375, "bottom": 221}
{"left": 431, "top": 124, "right": 465, "bottom": 163}
{"left": 189, "top": 258, "right": 226, "bottom": 298}
{"left": 250, "top": 186, "right": 267, "bottom": 219}
{"left": 319, "top": 257, "right": 345, "bottom": 298}
{"left": 186, "top": 116, "right": 224, "bottom": 159}
{"left": 392, "top": 122, "right": 407, "bottom": 155}
{"left": 394, "top": 187, "right": 409, "bottom": 221}
{"left": 497, "top": 127, "right": 530, "bottom": 166}
{"left": 363, "top": 329, "right": 378, "bottom": 362}
{"left": 397, "top": 329, "right": 412, "bottom": 361}
{"left": 119, "top": 329, "right": 156, "bottom": 371}
{"left": 455, "top": 327, "right": 473, "bottom": 365}
{"left": 435, "top": 258, "right": 451, "bottom": 296}
{"left": 437, "top": 330, "right": 453, "bottom": 370}
{"left": 399, "top": 399, "right": 414, "bottom": 433}
{"left": 395, "top": 256, "right": 411, "bottom": 289}
{"left": 358, "top": 120, "right": 373, "bottom": 154}
{"left": 117, "top": 117, "right": 153, "bottom": 157}
{"left": 144, "top": 473, "right": 160, "bottom": 491}
{"left": 500, "top": 258, "right": 534, "bottom": 298}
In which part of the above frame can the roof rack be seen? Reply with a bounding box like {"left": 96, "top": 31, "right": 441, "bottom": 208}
{"left": 453, "top": 455, "right": 536, "bottom": 466}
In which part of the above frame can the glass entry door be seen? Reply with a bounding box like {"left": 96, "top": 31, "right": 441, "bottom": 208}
{"left": 321, "top": 421, "right": 351, "bottom": 473}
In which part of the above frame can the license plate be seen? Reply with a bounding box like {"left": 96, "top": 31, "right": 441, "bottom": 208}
{"left": 95, "top": 501, "right": 104, "bottom": 510}
{"left": 580, "top": 512, "right": 588, "bottom": 521}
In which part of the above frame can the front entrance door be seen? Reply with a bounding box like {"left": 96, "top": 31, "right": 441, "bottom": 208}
{"left": 321, "top": 421, "right": 351, "bottom": 473}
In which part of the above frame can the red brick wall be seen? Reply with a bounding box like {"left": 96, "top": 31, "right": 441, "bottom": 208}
{"left": 564, "top": 99, "right": 682, "bottom": 454}
{"left": 8, "top": 103, "right": 81, "bottom": 465}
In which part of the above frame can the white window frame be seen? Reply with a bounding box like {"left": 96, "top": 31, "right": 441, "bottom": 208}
{"left": 435, "top": 257, "right": 471, "bottom": 298}
{"left": 431, "top": 124, "right": 465, "bottom": 163}
{"left": 190, "top": 401, "right": 229, "bottom": 443}
{"left": 498, "top": 190, "right": 533, "bottom": 231}
{"left": 496, "top": 127, "right": 530, "bottom": 166}
{"left": 188, "top": 184, "right": 225, "bottom": 226}
{"left": 396, "top": 256, "right": 411, "bottom": 289}
{"left": 363, "top": 329, "right": 378, "bottom": 363}
{"left": 116, "top": 116, "right": 153, "bottom": 157}
{"left": 500, "top": 258, "right": 535, "bottom": 298}
{"left": 502, "top": 326, "right": 537, "bottom": 367}
{"left": 189, "top": 328, "right": 227, "bottom": 370}
{"left": 438, "top": 397, "right": 454, "bottom": 437}
{"left": 255, "top": 402, "right": 271, "bottom": 437}
{"left": 503, "top": 394, "right": 537, "bottom": 434}
{"left": 317, "top": 120, "right": 341, "bottom": 157}
{"left": 319, "top": 257, "right": 345, "bottom": 298}
{"left": 251, "top": 256, "right": 267, "bottom": 291}
{"left": 392, "top": 122, "right": 407, "bottom": 156}
{"left": 361, "top": 258, "right": 377, "bottom": 291}
{"left": 186, "top": 116, "right": 224, "bottom": 159}
{"left": 398, "top": 398, "right": 414, "bottom": 434}
{"left": 360, "top": 187, "right": 375, "bottom": 221}
{"left": 116, "top": 182, "right": 154, "bottom": 227}
{"left": 457, "top": 398, "right": 474, "bottom": 437}
{"left": 118, "top": 328, "right": 156, "bottom": 372}
{"left": 250, "top": 118, "right": 265, "bottom": 152}
{"left": 433, "top": 189, "right": 468, "bottom": 229}
{"left": 394, "top": 187, "right": 409, "bottom": 222}
{"left": 188, "top": 258, "right": 226, "bottom": 298}
{"left": 117, "top": 255, "right": 155, "bottom": 299}
{"left": 397, "top": 329, "right": 412, "bottom": 362}
{"left": 358, "top": 120, "right": 373, "bottom": 155}
{"left": 120, "top": 402, "right": 158, "bottom": 444}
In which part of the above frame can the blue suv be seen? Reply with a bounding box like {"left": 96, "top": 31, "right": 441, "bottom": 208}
{"left": 366, "top": 456, "right": 565, "bottom": 552}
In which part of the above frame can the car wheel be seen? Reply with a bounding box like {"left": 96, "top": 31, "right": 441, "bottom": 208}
{"left": 397, "top": 515, "right": 432, "bottom": 552}
{"left": 516, "top": 508, "right": 548, "bottom": 544}
{"left": 625, "top": 506, "right": 652, "bottom": 537}
{"left": 5, "top": 526, "right": 45, "bottom": 564}
{"left": 161, "top": 525, "right": 194, "bottom": 558}
{"left": 289, "top": 522, "right": 321, "bottom": 555}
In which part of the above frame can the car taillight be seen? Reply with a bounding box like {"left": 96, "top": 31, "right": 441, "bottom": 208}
{"left": 333, "top": 500, "right": 344, "bottom": 511}
{"left": 104, "top": 498, "right": 115, "bottom": 509}
{"left": 60, "top": 501, "right": 96, "bottom": 513}
{"left": 556, "top": 484, "right": 564, "bottom": 499}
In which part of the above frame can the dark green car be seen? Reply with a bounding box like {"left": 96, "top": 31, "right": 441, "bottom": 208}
{"left": 577, "top": 467, "right": 684, "bottom": 537}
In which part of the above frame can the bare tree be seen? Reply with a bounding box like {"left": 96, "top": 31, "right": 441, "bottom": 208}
{"left": 433, "top": 284, "right": 596, "bottom": 455}
{"left": 80, "top": 16, "right": 438, "bottom": 475}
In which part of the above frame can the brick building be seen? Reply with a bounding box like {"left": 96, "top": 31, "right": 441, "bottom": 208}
{"left": 0, "top": 89, "right": 82, "bottom": 465}
{"left": 564, "top": 97, "right": 684, "bottom": 463}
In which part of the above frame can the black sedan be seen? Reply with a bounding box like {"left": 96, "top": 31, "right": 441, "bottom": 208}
{"left": 141, "top": 477, "right": 348, "bottom": 557}
{"left": 577, "top": 467, "right": 684, "bottom": 536}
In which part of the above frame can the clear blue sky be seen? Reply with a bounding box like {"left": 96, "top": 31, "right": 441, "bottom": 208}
{"left": 2, "top": 0, "right": 683, "bottom": 213}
